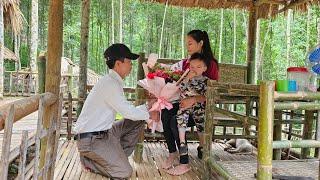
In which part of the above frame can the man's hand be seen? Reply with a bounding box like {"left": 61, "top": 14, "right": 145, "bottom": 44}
{"left": 0, "top": 111, "right": 6, "bottom": 121}
{"left": 180, "top": 97, "right": 196, "bottom": 110}
{"left": 149, "top": 111, "right": 160, "bottom": 122}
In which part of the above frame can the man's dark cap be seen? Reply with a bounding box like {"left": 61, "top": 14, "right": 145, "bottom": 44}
{"left": 104, "top": 43, "right": 139, "bottom": 61}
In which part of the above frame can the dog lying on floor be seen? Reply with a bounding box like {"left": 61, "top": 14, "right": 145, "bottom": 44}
{"left": 216, "top": 139, "right": 256, "bottom": 154}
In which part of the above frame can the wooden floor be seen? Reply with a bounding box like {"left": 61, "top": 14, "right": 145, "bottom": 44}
{"left": 54, "top": 140, "right": 232, "bottom": 180}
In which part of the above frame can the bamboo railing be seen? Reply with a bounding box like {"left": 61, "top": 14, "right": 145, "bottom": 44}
{"left": 257, "top": 82, "right": 320, "bottom": 179}
{"left": 203, "top": 80, "right": 260, "bottom": 179}
{"left": 0, "top": 92, "right": 62, "bottom": 180}
{"left": 203, "top": 81, "right": 320, "bottom": 179}
{"left": 3, "top": 71, "right": 38, "bottom": 96}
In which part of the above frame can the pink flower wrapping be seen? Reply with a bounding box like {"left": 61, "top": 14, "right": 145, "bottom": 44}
{"left": 137, "top": 77, "right": 180, "bottom": 133}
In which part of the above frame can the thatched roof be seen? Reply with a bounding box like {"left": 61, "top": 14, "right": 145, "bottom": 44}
{"left": 0, "top": 44, "right": 18, "bottom": 61}
{"left": 144, "top": 0, "right": 320, "bottom": 19}
{"left": 3, "top": 0, "right": 24, "bottom": 35}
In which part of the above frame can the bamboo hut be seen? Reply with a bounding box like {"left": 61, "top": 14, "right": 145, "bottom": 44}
{"left": 144, "top": 0, "right": 320, "bottom": 84}
{"left": 3, "top": 0, "right": 24, "bottom": 35}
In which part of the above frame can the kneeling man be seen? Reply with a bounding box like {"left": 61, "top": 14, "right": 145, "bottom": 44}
{"left": 75, "top": 44, "right": 150, "bottom": 179}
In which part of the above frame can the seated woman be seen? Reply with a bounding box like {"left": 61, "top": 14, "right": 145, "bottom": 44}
{"left": 161, "top": 30, "right": 219, "bottom": 176}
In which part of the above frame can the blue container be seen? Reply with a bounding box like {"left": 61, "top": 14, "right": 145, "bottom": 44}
{"left": 288, "top": 80, "right": 297, "bottom": 92}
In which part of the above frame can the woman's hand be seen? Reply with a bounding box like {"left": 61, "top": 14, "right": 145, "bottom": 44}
{"left": 180, "top": 97, "right": 196, "bottom": 110}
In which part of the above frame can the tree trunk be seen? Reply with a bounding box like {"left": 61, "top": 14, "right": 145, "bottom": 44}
{"left": 247, "top": 8, "right": 258, "bottom": 84}
{"left": 159, "top": 1, "right": 168, "bottom": 58}
{"left": 255, "top": 19, "right": 261, "bottom": 83}
{"left": 14, "top": 35, "right": 20, "bottom": 70}
{"left": 286, "top": 9, "right": 292, "bottom": 67}
{"left": 78, "top": 0, "right": 91, "bottom": 115}
{"left": 232, "top": 9, "right": 237, "bottom": 64}
{"left": 119, "top": 0, "right": 123, "bottom": 43}
{"left": 30, "top": 0, "right": 39, "bottom": 72}
{"left": 30, "top": 0, "right": 39, "bottom": 95}
{"left": 259, "top": 19, "right": 272, "bottom": 80}
{"left": 0, "top": 1, "right": 4, "bottom": 98}
{"left": 218, "top": 9, "right": 224, "bottom": 63}
{"left": 181, "top": 7, "right": 185, "bottom": 59}
{"left": 40, "top": 0, "right": 63, "bottom": 179}
{"left": 306, "top": 7, "right": 311, "bottom": 54}
{"left": 111, "top": 0, "right": 115, "bottom": 44}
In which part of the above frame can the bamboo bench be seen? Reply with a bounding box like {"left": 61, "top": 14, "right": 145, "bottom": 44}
{"left": 202, "top": 81, "right": 320, "bottom": 179}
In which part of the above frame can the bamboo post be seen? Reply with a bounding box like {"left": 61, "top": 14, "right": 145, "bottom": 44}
{"left": 273, "top": 110, "right": 282, "bottom": 160}
{"left": 257, "top": 81, "right": 274, "bottom": 180}
{"left": 17, "top": 130, "right": 28, "bottom": 180}
{"left": 133, "top": 53, "right": 147, "bottom": 163}
{"left": 33, "top": 96, "right": 45, "bottom": 180}
{"left": 203, "top": 89, "right": 216, "bottom": 179}
{"left": 0, "top": 105, "right": 15, "bottom": 180}
{"left": 0, "top": 92, "right": 56, "bottom": 131}
{"left": 38, "top": 55, "right": 46, "bottom": 94}
{"left": 67, "top": 92, "right": 72, "bottom": 140}
{"left": 246, "top": 7, "right": 258, "bottom": 84}
{"left": 302, "top": 110, "right": 315, "bottom": 158}
{"left": 39, "top": 1, "right": 63, "bottom": 180}
{"left": 288, "top": 111, "right": 294, "bottom": 140}
{"left": 316, "top": 111, "right": 320, "bottom": 158}
{"left": 9, "top": 72, "right": 12, "bottom": 95}
{"left": 316, "top": 111, "right": 320, "bottom": 178}
{"left": 245, "top": 99, "right": 251, "bottom": 135}
{"left": 67, "top": 65, "right": 73, "bottom": 92}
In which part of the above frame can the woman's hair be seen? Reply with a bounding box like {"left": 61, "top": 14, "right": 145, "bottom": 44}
{"left": 189, "top": 52, "right": 210, "bottom": 67}
{"left": 187, "top": 30, "right": 218, "bottom": 67}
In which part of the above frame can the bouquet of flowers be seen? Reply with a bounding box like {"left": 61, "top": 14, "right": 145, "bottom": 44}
{"left": 138, "top": 54, "right": 189, "bottom": 133}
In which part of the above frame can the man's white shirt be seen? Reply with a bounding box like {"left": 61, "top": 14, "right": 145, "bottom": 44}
{"left": 74, "top": 69, "right": 149, "bottom": 133}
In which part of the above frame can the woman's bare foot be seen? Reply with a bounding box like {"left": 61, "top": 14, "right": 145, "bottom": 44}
{"left": 82, "top": 165, "right": 92, "bottom": 173}
{"left": 161, "top": 152, "right": 178, "bottom": 170}
{"left": 166, "top": 164, "right": 191, "bottom": 176}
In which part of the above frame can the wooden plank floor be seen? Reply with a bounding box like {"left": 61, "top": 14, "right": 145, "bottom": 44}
{"left": 54, "top": 140, "right": 231, "bottom": 180}
{"left": 0, "top": 110, "right": 38, "bottom": 163}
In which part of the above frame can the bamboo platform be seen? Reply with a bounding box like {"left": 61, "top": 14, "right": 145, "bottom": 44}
{"left": 218, "top": 160, "right": 319, "bottom": 179}
{"left": 53, "top": 140, "right": 259, "bottom": 180}
{"left": 0, "top": 111, "right": 38, "bottom": 163}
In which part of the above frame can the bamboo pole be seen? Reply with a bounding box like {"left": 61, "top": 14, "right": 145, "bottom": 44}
{"left": 273, "top": 140, "right": 320, "bottom": 149}
{"left": 0, "top": 105, "right": 15, "bottom": 180}
{"left": 38, "top": 55, "right": 46, "bottom": 93}
{"left": 133, "top": 53, "right": 147, "bottom": 163}
{"left": 39, "top": 1, "right": 63, "bottom": 179}
{"left": 316, "top": 111, "right": 320, "bottom": 158}
{"left": 273, "top": 110, "right": 282, "bottom": 160}
{"left": 275, "top": 102, "right": 320, "bottom": 110}
{"left": 203, "top": 89, "right": 216, "bottom": 179}
{"left": 247, "top": 7, "right": 258, "bottom": 84}
{"left": 257, "top": 81, "right": 274, "bottom": 179}
{"left": 274, "top": 91, "right": 320, "bottom": 101}
{"left": 302, "top": 110, "right": 315, "bottom": 158}
{"left": 207, "top": 157, "right": 234, "bottom": 179}
{"left": 67, "top": 92, "right": 72, "bottom": 140}
{"left": 316, "top": 111, "right": 320, "bottom": 177}
{"left": 213, "top": 107, "right": 258, "bottom": 126}
{"left": 0, "top": 93, "right": 56, "bottom": 130}
{"left": 17, "top": 130, "right": 28, "bottom": 180}
{"left": 208, "top": 80, "right": 260, "bottom": 91}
